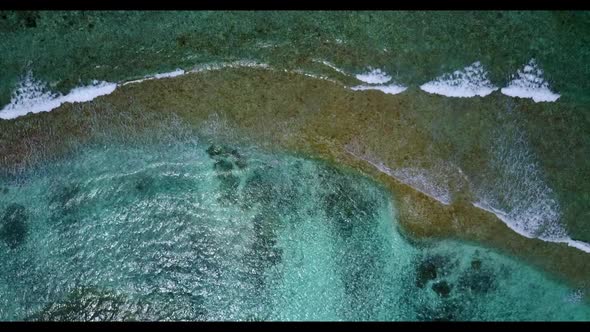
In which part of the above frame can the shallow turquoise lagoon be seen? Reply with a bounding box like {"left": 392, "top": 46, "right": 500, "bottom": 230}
{"left": 0, "top": 138, "right": 588, "bottom": 321}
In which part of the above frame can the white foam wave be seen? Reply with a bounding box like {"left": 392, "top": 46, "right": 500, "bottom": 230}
{"left": 420, "top": 61, "right": 498, "bottom": 98}
{"left": 500, "top": 59, "right": 560, "bottom": 102}
{"left": 350, "top": 83, "right": 407, "bottom": 95}
{"left": 1, "top": 62, "right": 274, "bottom": 120}
{"left": 355, "top": 68, "right": 392, "bottom": 84}
{"left": 59, "top": 81, "right": 117, "bottom": 104}
{"left": 0, "top": 72, "right": 116, "bottom": 120}
{"left": 473, "top": 201, "right": 590, "bottom": 253}
{"left": 559, "top": 239, "right": 590, "bottom": 252}
{"left": 472, "top": 126, "right": 590, "bottom": 253}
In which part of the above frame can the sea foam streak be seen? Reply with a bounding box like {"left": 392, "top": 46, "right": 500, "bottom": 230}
{"left": 390, "top": 167, "right": 452, "bottom": 205}
{"left": 420, "top": 61, "right": 498, "bottom": 98}
{"left": 0, "top": 72, "right": 116, "bottom": 120}
{"left": 344, "top": 142, "right": 451, "bottom": 205}
{"left": 500, "top": 59, "right": 560, "bottom": 102}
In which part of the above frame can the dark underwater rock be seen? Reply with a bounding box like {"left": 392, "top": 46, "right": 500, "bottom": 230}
{"left": 415, "top": 261, "right": 437, "bottom": 288}
{"left": 49, "top": 183, "right": 81, "bottom": 213}
{"left": 235, "top": 158, "right": 248, "bottom": 169}
{"left": 432, "top": 281, "right": 452, "bottom": 298}
{"left": 209, "top": 145, "right": 249, "bottom": 204}
{"left": 241, "top": 213, "right": 283, "bottom": 293}
{"left": 0, "top": 203, "right": 28, "bottom": 249}
{"left": 458, "top": 267, "right": 496, "bottom": 295}
{"left": 432, "top": 302, "right": 461, "bottom": 321}
{"left": 415, "top": 254, "right": 450, "bottom": 288}
{"left": 217, "top": 172, "right": 240, "bottom": 204}
{"left": 250, "top": 214, "right": 282, "bottom": 268}
{"left": 214, "top": 159, "right": 234, "bottom": 173}
{"left": 324, "top": 192, "right": 354, "bottom": 238}
{"left": 26, "top": 287, "right": 134, "bottom": 321}
{"left": 206, "top": 144, "right": 232, "bottom": 158}
{"left": 471, "top": 258, "right": 482, "bottom": 270}
{"left": 48, "top": 183, "right": 82, "bottom": 225}
{"left": 17, "top": 11, "right": 40, "bottom": 28}
{"left": 135, "top": 175, "right": 155, "bottom": 192}
{"left": 208, "top": 144, "right": 248, "bottom": 171}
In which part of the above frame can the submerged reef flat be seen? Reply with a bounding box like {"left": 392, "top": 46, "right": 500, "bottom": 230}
{"left": 1, "top": 67, "right": 589, "bottom": 303}
{"left": 0, "top": 134, "right": 588, "bottom": 321}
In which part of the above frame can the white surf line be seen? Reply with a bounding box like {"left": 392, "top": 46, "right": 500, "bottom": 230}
{"left": 344, "top": 146, "right": 451, "bottom": 205}
{"left": 122, "top": 61, "right": 272, "bottom": 87}
{"left": 121, "top": 61, "right": 272, "bottom": 87}
{"left": 289, "top": 69, "right": 342, "bottom": 85}
{"left": 420, "top": 61, "right": 498, "bottom": 98}
{"left": 500, "top": 58, "right": 560, "bottom": 102}
{"left": 188, "top": 59, "right": 342, "bottom": 85}
{"left": 1, "top": 60, "right": 344, "bottom": 120}
{"left": 188, "top": 60, "right": 271, "bottom": 74}
{"left": 1, "top": 59, "right": 564, "bottom": 121}
{"left": 392, "top": 167, "right": 452, "bottom": 205}
{"left": 311, "top": 59, "right": 349, "bottom": 76}
{"left": 350, "top": 83, "right": 407, "bottom": 95}
{"left": 120, "top": 68, "right": 186, "bottom": 86}
{"left": 473, "top": 201, "right": 590, "bottom": 253}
